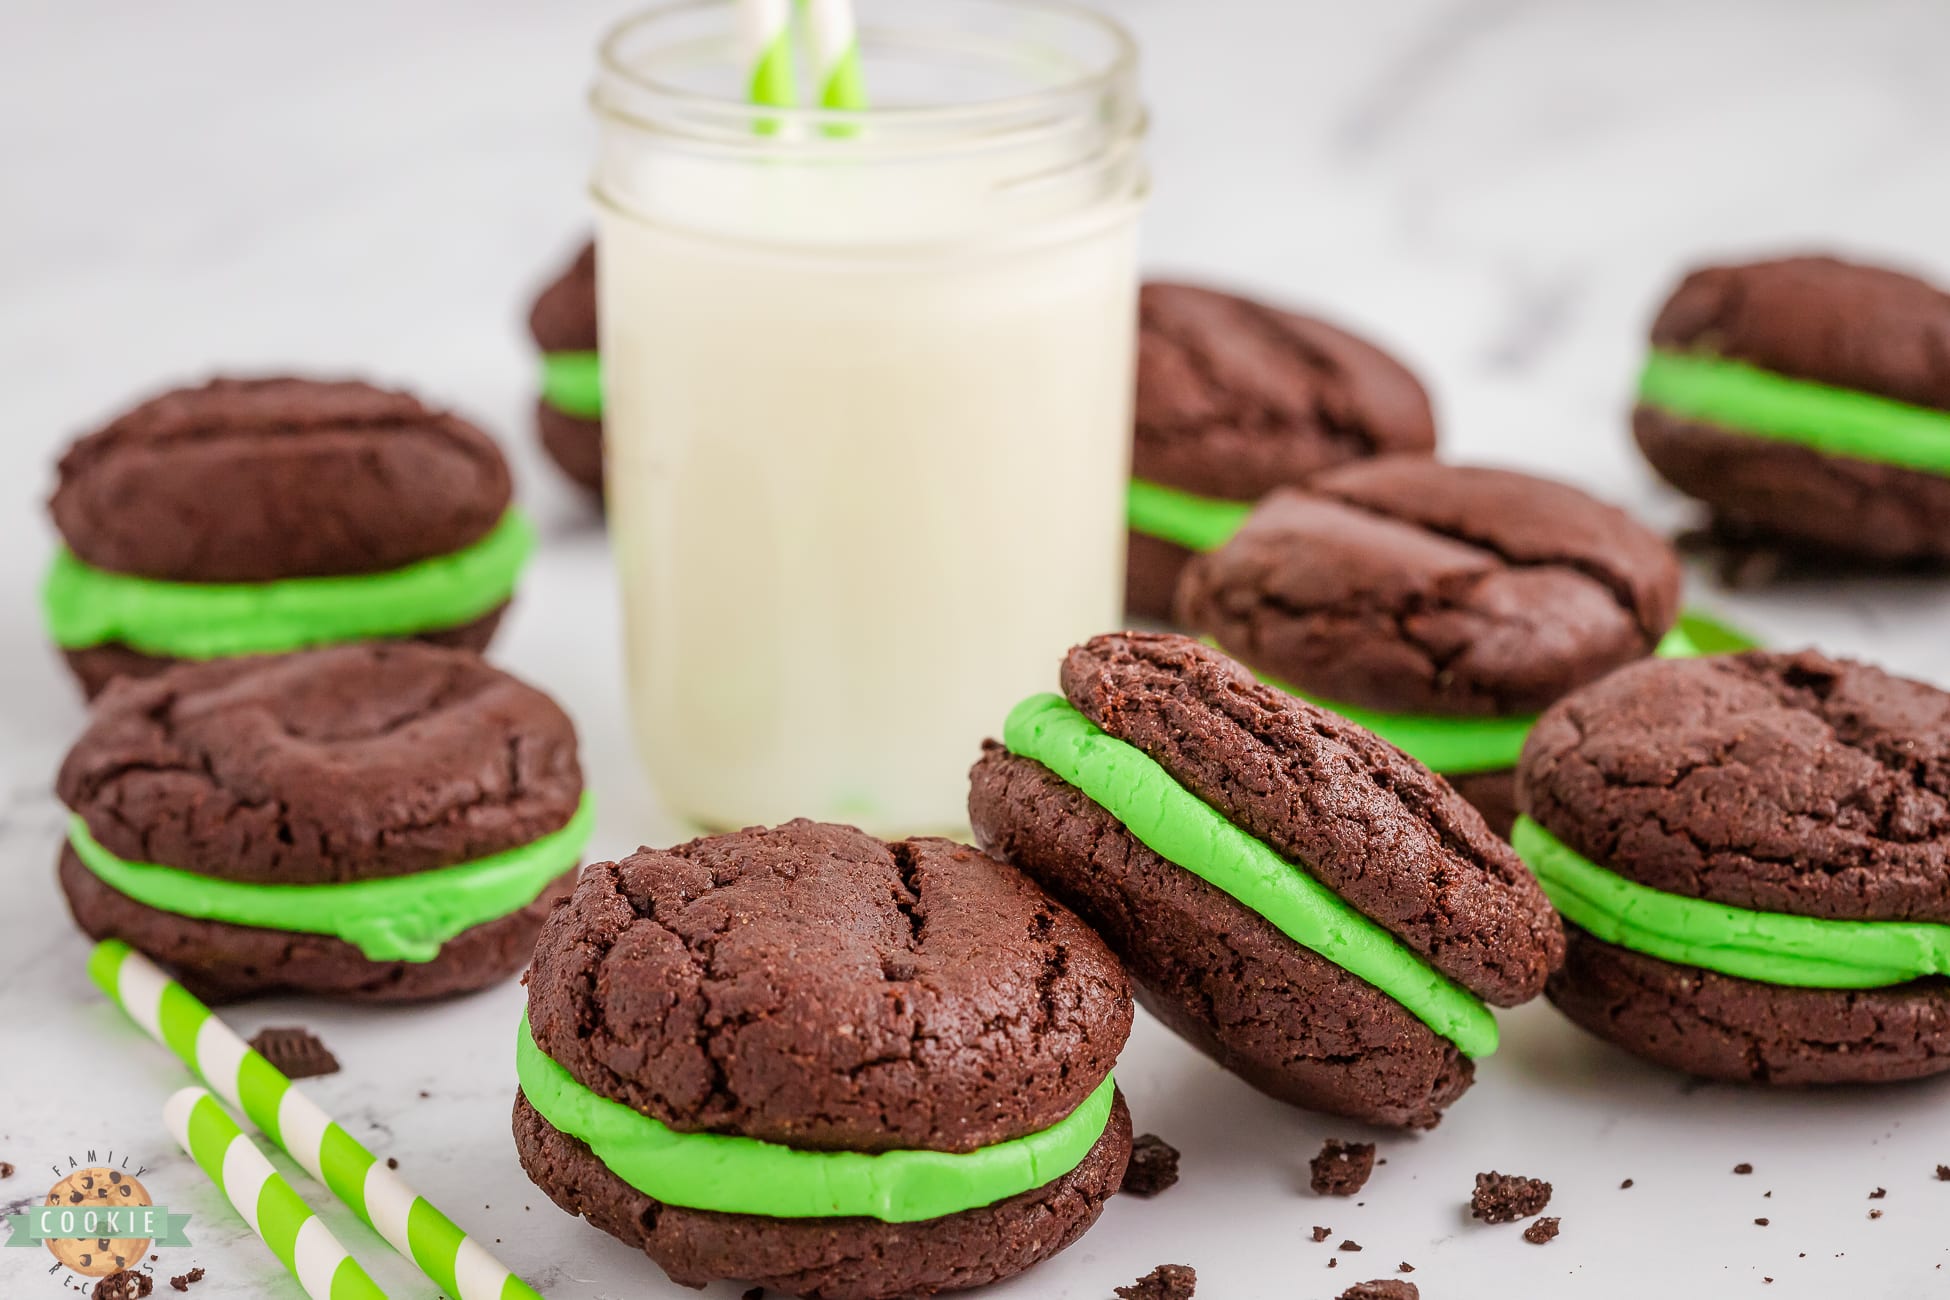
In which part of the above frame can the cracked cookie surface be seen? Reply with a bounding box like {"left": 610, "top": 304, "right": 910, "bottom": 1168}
{"left": 58, "top": 643, "right": 584, "bottom": 884}
{"left": 51, "top": 376, "right": 512, "bottom": 582}
{"left": 1175, "top": 459, "right": 1680, "bottom": 716}
{"left": 524, "top": 821, "right": 1131, "bottom": 1153}
{"left": 1518, "top": 650, "right": 1950, "bottom": 921}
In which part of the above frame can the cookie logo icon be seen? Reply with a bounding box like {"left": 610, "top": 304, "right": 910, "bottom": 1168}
{"left": 41, "top": 1167, "right": 153, "bottom": 1277}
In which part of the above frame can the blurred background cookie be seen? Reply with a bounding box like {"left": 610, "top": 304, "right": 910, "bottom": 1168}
{"left": 55, "top": 642, "right": 590, "bottom": 1002}
{"left": 44, "top": 376, "right": 532, "bottom": 697}
{"left": 527, "top": 240, "right": 604, "bottom": 498}
{"left": 1635, "top": 255, "right": 1950, "bottom": 569}
{"left": 1126, "top": 282, "right": 1436, "bottom": 620}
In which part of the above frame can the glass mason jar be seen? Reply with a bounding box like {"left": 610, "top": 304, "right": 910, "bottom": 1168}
{"left": 593, "top": 0, "right": 1147, "bottom": 834}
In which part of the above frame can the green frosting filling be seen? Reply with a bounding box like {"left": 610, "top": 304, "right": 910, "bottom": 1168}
{"left": 1639, "top": 349, "right": 1950, "bottom": 477}
{"left": 68, "top": 792, "right": 594, "bottom": 963}
{"left": 43, "top": 509, "right": 535, "bottom": 658}
{"left": 542, "top": 351, "right": 603, "bottom": 419}
{"left": 1513, "top": 815, "right": 1950, "bottom": 988}
{"left": 515, "top": 1014, "right": 1115, "bottom": 1222}
{"left": 1126, "top": 479, "right": 1253, "bottom": 553}
{"left": 1004, "top": 693, "right": 1498, "bottom": 1056}
{"left": 1663, "top": 609, "right": 1760, "bottom": 656}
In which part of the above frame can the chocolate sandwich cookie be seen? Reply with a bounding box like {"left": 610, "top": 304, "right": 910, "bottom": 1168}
{"left": 1173, "top": 457, "right": 1684, "bottom": 836}
{"left": 1635, "top": 254, "right": 1950, "bottom": 566}
{"left": 1514, "top": 650, "right": 1950, "bottom": 1084}
{"left": 1126, "top": 282, "right": 1436, "bottom": 620}
{"left": 969, "top": 632, "right": 1562, "bottom": 1129}
{"left": 56, "top": 643, "right": 590, "bottom": 1003}
{"left": 514, "top": 821, "right": 1132, "bottom": 1299}
{"left": 44, "top": 377, "right": 532, "bottom": 697}
{"left": 528, "top": 240, "right": 603, "bottom": 496}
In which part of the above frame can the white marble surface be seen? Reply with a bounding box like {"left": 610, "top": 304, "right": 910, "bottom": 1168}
{"left": 6, "top": 2, "right": 1950, "bottom": 1297}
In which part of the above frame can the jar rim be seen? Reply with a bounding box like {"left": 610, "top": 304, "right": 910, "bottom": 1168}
{"left": 595, "top": 0, "right": 1138, "bottom": 135}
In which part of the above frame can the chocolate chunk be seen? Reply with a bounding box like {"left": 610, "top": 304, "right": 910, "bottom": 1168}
{"left": 1122, "top": 1134, "right": 1181, "bottom": 1197}
{"left": 247, "top": 1027, "right": 340, "bottom": 1080}
{"left": 1115, "top": 1263, "right": 1197, "bottom": 1299}
{"left": 0, "top": 1162, "right": 12, "bottom": 1179}
{"left": 1339, "top": 1239, "right": 1363, "bottom": 1251}
{"left": 1870, "top": 1209, "right": 1883, "bottom": 1220}
{"left": 1312, "top": 1226, "right": 1332, "bottom": 1243}
{"left": 1337, "top": 1282, "right": 1418, "bottom": 1300}
{"left": 1735, "top": 1164, "right": 1754, "bottom": 1175}
{"left": 1755, "top": 1218, "right": 1770, "bottom": 1226}
{"left": 1524, "top": 1216, "right": 1561, "bottom": 1244}
{"left": 1398, "top": 1261, "right": 1416, "bottom": 1272}
{"left": 1470, "top": 1171, "right": 1552, "bottom": 1223}
{"left": 168, "top": 1268, "right": 205, "bottom": 1292}
{"left": 1619, "top": 1178, "right": 1634, "bottom": 1189}
{"left": 1311, "top": 1139, "right": 1377, "bottom": 1197}
{"left": 92, "top": 1272, "right": 152, "bottom": 1300}
{"left": 1869, "top": 1187, "right": 1887, "bottom": 1199}
{"left": 1938, "top": 1165, "right": 1950, "bottom": 1181}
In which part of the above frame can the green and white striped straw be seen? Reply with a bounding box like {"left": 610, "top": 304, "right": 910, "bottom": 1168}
{"left": 164, "top": 1086, "right": 387, "bottom": 1300}
{"left": 737, "top": 0, "right": 798, "bottom": 109}
{"left": 801, "top": 0, "right": 867, "bottom": 111}
{"left": 89, "top": 940, "right": 545, "bottom": 1300}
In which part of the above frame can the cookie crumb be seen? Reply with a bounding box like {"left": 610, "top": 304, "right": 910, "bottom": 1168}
{"left": 167, "top": 1269, "right": 205, "bottom": 1293}
{"left": 0, "top": 1162, "right": 12, "bottom": 1179}
{"left": 1336, "top": 1282, "right": 1418, "bottom": 1300}
{"left": 1937, "top": 1165, "right": 1950, "bottom": 1182}
{"left": 1619, "top": 1177, "right": 1633, "bottom": 1189}
{"left": 1311, "top": 1139, "right": 1377, "bottom": 1197}
{"left": 1733, "top": 1163, "right": 1754, "bottom": 1175}
{"left": 386, "top": 1157, "right": 398, "bottom": 1170}
{"left": 1754, "top": 1217, "right": 1770, "bottom": 1227}
{"left": 1869, "top": 1209, "right": 1883, "bottom": 1220}
{"left": 1122, "top": 1134, "right": 1181, "bottom": 1198}
{"left": 1869, "top": 1187, "right": 1887, "bottom": 1199}
{"left": 1398, "top": 1261, "right": 1415, "bottom": 1272}
{"left": 1114, "top": 1264, "right": 1196, "bottom": 1299}
{"left": 1470, "top": 1171, "right": 1552, "bottom": 1223}
{"left": 1312, "top": 1226, "right": 1332, "bottom": 1243}
{"left": 92, "top": 1272, "right": 153, "bottom": 1300}
{"left": 247, "top": 1026, "right": 340, "bottom": 1080}
{"left": 1328, "top": 1258, "right": 1339, "bottom": 1269}
{"left": 1523, "top": 1216, "right": 1561, "bottom": 1245}
{"left": 1339, "top": 1239, "right": 1362, "bottom": 1252}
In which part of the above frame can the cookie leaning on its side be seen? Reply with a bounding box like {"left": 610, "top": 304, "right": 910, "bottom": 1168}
{"left": 1635, "top": 254, "right": 1950, "bottom": 565}
{"left": 1173, "top": 458, "right": 1683, "bottom": 836}
{"left": 1126, "top": 283, "right": 1436, "bottom": 620}
{"left": 43, "top": 376, "right": 533, "bottom": 697}
{"left": 970, "top": 632, "right": 1563, "bottom": 1129}
{"left": 527, "top": 240, "right": 605, "bottom": 497}
{"left": 56, "top": 643, "right": 591, "bottom": 1003}
{"left": 1514, "top": 650, "right": 1950, "bottom": 1084}
{"left": 514, "top": 820, "right": 1133, "bottom": 1300}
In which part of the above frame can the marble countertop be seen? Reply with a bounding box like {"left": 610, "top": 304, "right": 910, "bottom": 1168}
{"left": 5, "top": 2, "right": 1950, "bottom": 1298}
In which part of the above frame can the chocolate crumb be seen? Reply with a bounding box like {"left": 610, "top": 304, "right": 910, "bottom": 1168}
{"left": 91, "top": 1272, "right": 152, "bottom": 1300}
{"left": 167, "top": 1269, "right": 205, "bottom": 1293}
{"left": 1869, "top": 1187, "right": 1887, "bottom": 1199}
{"left": 1470, "top": 1171, "right": 1552, "bottom": 1223}
{"left": 0, "top": 1162, "right": 12, "bottom": 1179}
{"left": 1336, "top": 1282, "right": 1418, "bottom": 1300}
{"left": 247, "top": 1027, "right": 339, "bottom": 1080}
{"left": 1619, "top": 1178, "right": 1633, "bottom": 1189}
{"left": 1734, "top": 1163, "right": 1754, "bottom": 1175}
{"left": 1328, "top": 1258, "right": 1338, "bottom": 1269}
{"left": 1937, "top": 1165, "right": 1950, "bottom": 1182}
{"left": 386, "top": 1158, "right": 398, "bottom": 1170}
{"left": 1869, "top": 1209, "right": 1883, "bottom": 1220}
{"left": 1523, "top": 1216, "right": 1561, "bottom": 1245}
{"left": 1312, "top": 1226, "right": 1332, "bottom": 1243}
{"left": 1121, "top": 1134, "right": 1181, "bottom": 1198}
{"left": 1339, "top": 1239, "right": 1363, "bottom": 1252}
{"left": 1311, "top": 1139, "right": 1377, "bottom": 1197}
{"left": 1115, "top": 1264, "right": 1196, "bottom": 1299}
{"left": 1398, "top": 1261, "right": 1415, "bottom": 1272}
{"left": 1764, "top": 1191, "right": 1772, "bottom": 1198}
{"left": 1755, "top": 1218, "right": 1770, "bottom": 1226}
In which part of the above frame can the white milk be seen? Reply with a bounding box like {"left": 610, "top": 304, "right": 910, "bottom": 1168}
{"left": 594, "top": 2, "right": 1146, "bottom": 833}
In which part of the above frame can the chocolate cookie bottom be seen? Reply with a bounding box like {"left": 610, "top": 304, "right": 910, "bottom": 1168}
{"left": 512, "top": 1090, "right": 1131, "bottom": 1300}
{"left": 1125, "top": 530, "right": 1196, "bottom": 624}
{"left": 1634, "top": 406, "right": 1950, "bottom": 565}
{"left": 60, "top": 601, "right": 509, "bottom": 699}
{"left": 536, "top": 401, "right": 604, "bottom": 498}
{"left": 970, "top": 746, "right": 1473, "bottom": 1129}
{"left": 58, "top": 845, "right": 572, "bottom": 1004}
{"left": 1548, "top": 925, "right": 1950, "bottom": 1086}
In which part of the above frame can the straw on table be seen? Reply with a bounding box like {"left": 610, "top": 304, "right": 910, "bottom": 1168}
{"left": 90, "top": 940, "right": 545, "bottom": 1300}
{"left": 165, "top": 1086, "right": 388, "bottom": 1300}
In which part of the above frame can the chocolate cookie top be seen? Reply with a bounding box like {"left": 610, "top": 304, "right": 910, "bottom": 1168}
{"left": 1650, "top": 255, "right": 1950, "bottom": 411}
{"left": 1176, "top": 458, "right": 1681, "bottom": 716}
{"left": 1519, "top": 650, "right": 1950, "bottom": 922}
{"left": 50, "top": 377, "right": 512, "bottom": 583}
{"left": 525, "top": 820, "right": 1131, "bottom": 1154}
{"left": 1059, "top": 633, "right": 1561, "bottom": 1004}
{"left": 528, "top": 241, "right": 598, "bottom": 353}
{"left": 1135, "top": 283, "right": 1436, "bottom": 500}
{"left": 57, "top": 643, "right": 582, "bottom": 885}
